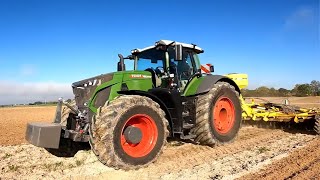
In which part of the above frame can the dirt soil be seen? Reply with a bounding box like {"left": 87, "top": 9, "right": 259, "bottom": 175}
{"left": 0, "top": 99, "right": 319, "bottom": 179}
{"left": 0, "top": 106, "right": 55, "bottom": 145}
{"left": 238, "top": 138, "right": 320, "bottom": 180}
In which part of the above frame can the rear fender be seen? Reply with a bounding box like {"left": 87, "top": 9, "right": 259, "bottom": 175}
{"left": 197, "top": 75, "right": 241, "bottom": 95}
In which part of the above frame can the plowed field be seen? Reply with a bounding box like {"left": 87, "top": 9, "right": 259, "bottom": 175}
{"left": 0, "top": 97, "right": 319, "bottom": 179}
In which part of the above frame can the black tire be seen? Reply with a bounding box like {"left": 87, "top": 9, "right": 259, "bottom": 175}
{"left": 191, "top": 82, "right": 242, "bottom": 146}
{"left": 89, "top": 95, "right": 169, "bottom": 170}
{"left": 314, "top": 115, "right": 320, "bottom": 135}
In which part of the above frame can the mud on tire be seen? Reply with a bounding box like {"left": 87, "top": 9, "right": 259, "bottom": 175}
{"left": 191, "top": 82, "right": 242, "bottom": 146}
{"left": 314, "top": 115, "right": 320, "bottom": 135}
{"left": 89, "top": 95, "right": 169, "bottom": 170}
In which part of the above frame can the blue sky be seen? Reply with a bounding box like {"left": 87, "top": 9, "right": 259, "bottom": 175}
{"left": 0, "top": 0, "right": 319, "bottom": 104}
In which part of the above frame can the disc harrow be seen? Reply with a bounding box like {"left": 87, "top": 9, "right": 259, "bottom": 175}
{"left": 225, "top": 73, "right": 320, "bottom": 135}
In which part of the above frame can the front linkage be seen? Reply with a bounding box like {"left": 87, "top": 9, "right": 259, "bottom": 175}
{"left": 26, "top": 98, "right": 90, "bottom": 150}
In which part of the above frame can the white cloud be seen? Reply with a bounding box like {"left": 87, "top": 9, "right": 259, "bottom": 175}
{"left": 284, "top": 7, "right": 318, "bottom": 29}
{"left": 0, "top": 81, "right": 73, "bottom": 105}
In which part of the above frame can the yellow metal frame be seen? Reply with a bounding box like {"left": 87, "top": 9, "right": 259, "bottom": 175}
{"left": 240, "top": 95, "right": 319, "bottom": 123}
{"left": 225, "top": 73, "right": 320, "bottom": 123}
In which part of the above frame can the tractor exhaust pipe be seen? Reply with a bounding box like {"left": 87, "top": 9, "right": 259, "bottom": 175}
{"left": 117, "top": 54, "right": 126, "bottom": 71}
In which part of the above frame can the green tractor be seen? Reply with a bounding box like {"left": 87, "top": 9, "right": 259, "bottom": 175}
{"left": 26, "top": 40, "right": 242, "bottom": 169}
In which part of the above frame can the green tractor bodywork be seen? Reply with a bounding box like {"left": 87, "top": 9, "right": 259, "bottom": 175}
{"left": 85, "top": 71, "right": 239, "bottom": 115}
{"left": 26, "top": 40, "right": 243, "bottom": 169}
{"left": 85, "top": 71, "right": 153, "bottom": 113}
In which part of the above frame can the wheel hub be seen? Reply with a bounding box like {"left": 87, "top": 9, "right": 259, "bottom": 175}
{"left": 213, "top": 97, "right": 236, "bottom": 134}
{"left": 121, "top": 114, "right": 158, "bottom": 158}
{"left": 123, "top": 126, "right": 142, "bottom": 144}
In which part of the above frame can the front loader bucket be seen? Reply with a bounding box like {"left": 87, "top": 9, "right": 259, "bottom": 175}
{"left": 26, "top": 122, "right": 62, "bottom": 149}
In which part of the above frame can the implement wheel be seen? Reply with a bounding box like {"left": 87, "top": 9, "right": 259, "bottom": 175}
{"left": 191, "top": 82, "right": 242, "bottom": 146}
{"left": 89, "top": 95, "right": 169, "bottom": 170}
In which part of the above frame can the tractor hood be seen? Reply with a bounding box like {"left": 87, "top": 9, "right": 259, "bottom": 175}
{"left": 72, "top": 72, "right": 114, "bottom": 109}
{"left": 71, "top": 71, "right": 153, "bottom": 111}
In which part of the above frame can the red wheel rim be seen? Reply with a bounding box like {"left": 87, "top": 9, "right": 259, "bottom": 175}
{"left": 213, "top": 97, "right": 235, "bottom": 134}
{"left": 120, "top": 114, "right": 158, "bottom": 158}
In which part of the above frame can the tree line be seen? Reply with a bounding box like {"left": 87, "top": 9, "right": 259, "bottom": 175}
{"left": 242, "top": 80, "right": 320, "bottom": 97}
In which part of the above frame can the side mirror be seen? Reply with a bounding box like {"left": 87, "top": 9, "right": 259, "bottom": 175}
{"left": 175, "top": 44, "right": 183, "bottom": 61}
{"left": 210, "top": 64, "right": 214, "bottom": 72}
{"left": 200, "top": 64, "right": 214, "bottom": 74}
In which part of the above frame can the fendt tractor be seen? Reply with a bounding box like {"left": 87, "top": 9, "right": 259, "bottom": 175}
{"left": 26, "top": 40, "right": 244, "bottom": 169}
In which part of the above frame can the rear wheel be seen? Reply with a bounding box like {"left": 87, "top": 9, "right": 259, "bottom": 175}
{"left": 191, "top": 82, "right": 242, "bottom": 146}
{"left": 89, "top": 95, "right": 169, "bottom": 170}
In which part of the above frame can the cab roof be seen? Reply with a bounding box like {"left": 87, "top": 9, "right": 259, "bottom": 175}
{"left": 131, "top": 40, "right": 204, "bottom": 54}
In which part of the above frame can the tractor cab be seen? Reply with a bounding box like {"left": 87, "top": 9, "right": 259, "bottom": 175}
{"left": 118, "top": 40, "right": 213, "bottom": 92}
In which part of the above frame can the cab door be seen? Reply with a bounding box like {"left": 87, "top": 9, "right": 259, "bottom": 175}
{"left": 177, "top": 51, "right": 198, "bottom": 91}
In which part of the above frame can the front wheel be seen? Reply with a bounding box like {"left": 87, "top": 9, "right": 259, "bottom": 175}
{"left": 89, "top": 95, "right": 169, "bottom": 170}
{"left": 191, "top": 82, "right": 242, "bottom": 146}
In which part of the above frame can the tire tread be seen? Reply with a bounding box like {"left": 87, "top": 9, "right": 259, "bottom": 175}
{"left": 89, "top": 95, "right": 169, "bottom": 170}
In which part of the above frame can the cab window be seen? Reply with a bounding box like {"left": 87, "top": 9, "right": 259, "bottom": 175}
{"left": 136, "top": 49, "right": 166, "bottom": 70}
{"left": 177, "top": 52, "right": 194, "bottom": 80}
{"left": 192, "top": 53, "right": 201, "bottom": 70}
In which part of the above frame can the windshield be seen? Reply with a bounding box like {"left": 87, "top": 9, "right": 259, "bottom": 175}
{"left": 136, "top": 48, "right": 166, "bottom": 71}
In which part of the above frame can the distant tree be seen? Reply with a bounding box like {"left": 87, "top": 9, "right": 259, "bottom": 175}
{"left": 241, "top": 89, "right": 256, "bottom": 97}
{"left": 294, "top": 84, "right": 312, "bottom": 97}
{"left": 278, "top": 88, "right": 290, "bottom": 97}
{"left": 241, "top": 80, "right": 319, "bottom": 97}
{"left": 291, "top": 84, "right": 299, "bottom": 95}
{"left": 310, "top": 80, "right": 320, "bottom": 96}
{"left": 255, "top": 86, "right": 270, "bottom": 97}
{"left": 47, "top": 101, "right": 58, "bottom": 105}
{"left": 269, "top": 87, "right": 278, "bottom": 97}
{"left": 34, "top": 101, "right": 43, "bottom": 105}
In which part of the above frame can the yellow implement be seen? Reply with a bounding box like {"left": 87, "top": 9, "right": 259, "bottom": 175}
{"left": 225, "top": 73, "right": 320, "bottom": 134}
